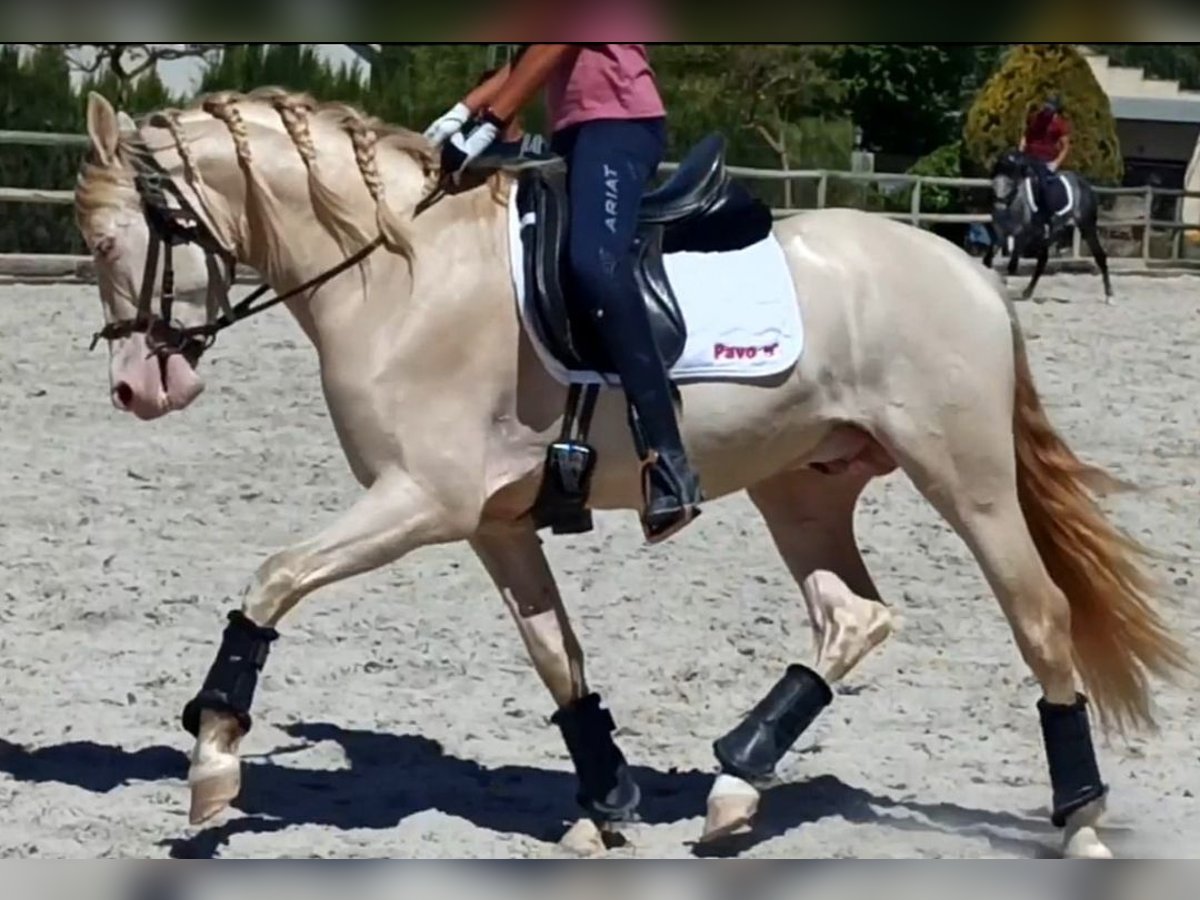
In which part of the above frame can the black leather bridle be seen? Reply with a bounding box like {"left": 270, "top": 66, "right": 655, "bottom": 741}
{"left": 89, "top": 136, "right": 384, "bottom": 366}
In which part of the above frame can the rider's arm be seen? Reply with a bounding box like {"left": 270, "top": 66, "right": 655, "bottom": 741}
{"left": 1053, "top": 133, "right": 1071, "bottom": 168}
{"left": 484, "top": 44, "right": 580, "bottom": 124}
{"left": 1019, "top": 110, "right": 1034, "bottom": 152}
{"left": 463, "top": 63, "right": 512, "bottom": 114}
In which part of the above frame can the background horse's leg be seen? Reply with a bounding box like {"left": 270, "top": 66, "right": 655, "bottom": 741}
{"left": 1005, "top": 237, "right": 1022, "bottom": 292}
{"left": 184, "top": 470, "right": 473, "bottom": 826}
{"left": 701, "top": 469, "right": 893, "bottom": 843}
{"left": 1023, "top": 245, "right": 1049, "bottom": 301}
{"left": 1082, "top": 222, "right": 1114, "bottom": 303}
{"left": 982, "top": 221, "right": 999, "bottom": 270}
{"left": 1076, "top": 183, "right": 1114, "bottom": 304}
{"left": 470, "top": 523, "right": 640, "bottom": 852}
{"left": 876, "top": 347, "right": 1120, "bottom": 858}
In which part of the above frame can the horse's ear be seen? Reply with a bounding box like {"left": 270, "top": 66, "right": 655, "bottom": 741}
{"left": 86, "top": 91, "right": 120, "bottom": 166}
{"left": 116, "top": 110, "right": 138, "bottom": 134}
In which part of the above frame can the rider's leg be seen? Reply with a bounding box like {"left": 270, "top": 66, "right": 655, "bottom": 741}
{"left": 1031, "top": 160, "right": 1053, "bottom": 238}
{"left": 554, "top": 117, "right": 704, "bottom": 542}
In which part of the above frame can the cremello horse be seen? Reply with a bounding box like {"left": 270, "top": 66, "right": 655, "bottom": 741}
{"left": 74, "top": 89, "right": 1189, "bottom": 858}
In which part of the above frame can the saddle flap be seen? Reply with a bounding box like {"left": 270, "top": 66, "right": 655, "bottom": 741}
{"left": 515, "top": 165, "right": 688, "bottom": 376}
{"left": 632, "top": 227, "right": 687, "bottom": 365}
{"left": 518, "top": 164, "right": 586, "bottom": 370}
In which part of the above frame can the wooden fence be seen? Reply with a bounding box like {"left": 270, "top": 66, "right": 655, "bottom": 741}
{"left": 4, "top": 128, "right": 1200, "bottom": 282}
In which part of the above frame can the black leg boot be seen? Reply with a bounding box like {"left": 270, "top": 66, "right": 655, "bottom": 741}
{"left": 552, "top": 692, "right": 641, "bottom": 823}
{"left": 1038, "top": 694, "right": 1107, "bottom": 827}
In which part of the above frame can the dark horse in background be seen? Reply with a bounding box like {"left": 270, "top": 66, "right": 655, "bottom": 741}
{"left": 984, "top": 149, "right": 1113, "bottom": 303}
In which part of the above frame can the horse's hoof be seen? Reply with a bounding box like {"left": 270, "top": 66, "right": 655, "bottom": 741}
{"left": 559, "top": 818, "right": 608, "bottom": 857}
{"left": 699, "top": 774, "right": 759, "bottom": 843}
{"left": 1061, "top": 798, "right": 1112, "bottom": 858}
{"left": 1063, "top": 826, "right": 1114, "bottom": 859}
{"left": 187, "top": 753, "right": 240, "bottom": 826}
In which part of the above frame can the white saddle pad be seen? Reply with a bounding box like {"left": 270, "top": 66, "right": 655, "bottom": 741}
{"left": 507, "top": 186, "right": 804, "bottom": 386}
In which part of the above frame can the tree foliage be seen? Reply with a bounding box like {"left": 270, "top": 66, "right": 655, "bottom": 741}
{"left": 199, "top": 43, "right": 368, "bottom": 103}
{"left": 831, "top": 44, "right": 1005, "bottom": 159}
{"left": 0, "top": 45, "right": 85, "bottom": 254}
{"left": 651, "top": 44, "right": 844, "bottom": 167}
{"left": 964, "top": 43, "right": 1123, "bottom": 184}
{"left": 0, "top": 45, "right": 183, "bottom": 254}
{"left": 62, "top": 43, "right": 220, "bottom": 107}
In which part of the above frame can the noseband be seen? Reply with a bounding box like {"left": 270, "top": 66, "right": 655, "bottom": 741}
{"left": 89, "top": 135, "right": 384, "bottom": 364}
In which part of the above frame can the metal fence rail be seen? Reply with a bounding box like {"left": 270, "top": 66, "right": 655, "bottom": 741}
{"left": 4, "top": 128, "right": 1200, "bottom": 280}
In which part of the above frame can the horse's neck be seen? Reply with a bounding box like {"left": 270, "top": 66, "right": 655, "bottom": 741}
{"left": 279, "top": 177, "right": 512, "bottom": 359}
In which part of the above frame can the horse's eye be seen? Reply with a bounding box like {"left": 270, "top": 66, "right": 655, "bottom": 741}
{"left": 95, "top": 235, "right": 116, "bottom": 258}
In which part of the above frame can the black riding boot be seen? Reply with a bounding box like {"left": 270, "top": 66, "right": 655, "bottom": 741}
{"left": 590, "top": 299, "right": 704, "bottom": 542}
{"left": 1034, "top": 170, "right": 1053, "bottom": 240}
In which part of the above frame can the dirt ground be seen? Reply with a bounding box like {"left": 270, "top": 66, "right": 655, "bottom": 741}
{"left": 0, "top": 272, "right": 1196, "bottom": 858}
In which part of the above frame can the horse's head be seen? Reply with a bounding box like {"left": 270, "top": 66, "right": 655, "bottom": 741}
{"left": 988, "top": 149, "right": 1034, "bottom": 250}
{"left": 990, "top": 149, "right": 1030, "bottom": 205}
{"left": 75, "top": 92, "right": 223, "bottom": 420}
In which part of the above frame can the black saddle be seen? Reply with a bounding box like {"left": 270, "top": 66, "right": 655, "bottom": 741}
{"left": 516, "top": 133, "right": 774, "bottom": 375}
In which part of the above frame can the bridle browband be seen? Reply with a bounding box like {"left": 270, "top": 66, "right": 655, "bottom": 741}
{"left": 88, "top": 133, "right": 385, "bottom": 364}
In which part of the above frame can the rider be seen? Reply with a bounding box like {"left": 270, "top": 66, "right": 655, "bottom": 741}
{"left": 1019, "top": 94, "right": 1072, "bottom": 238}
{"left": 424, "top": 43, "right": 704, "bottom": 543}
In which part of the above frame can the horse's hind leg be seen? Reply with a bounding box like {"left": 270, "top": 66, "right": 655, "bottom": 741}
{"left": 471, "top": 522, "right": 638, "bottom": 855}
{"left": 1082, "top": 222, "right": 1114, "bottom": 303}
{"left": 1004, "top": 239, "right": 1022, "bottom": 294}
{"left": 701, "top": 468, "right": 894, "bottom": 843}
{"left": 878, "top": 383, "right": 1113, "bottom": 858}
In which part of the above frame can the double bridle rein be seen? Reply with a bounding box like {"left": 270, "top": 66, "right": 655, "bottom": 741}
{"left": 88, "top": 136, "right": 385, "bottom": 365}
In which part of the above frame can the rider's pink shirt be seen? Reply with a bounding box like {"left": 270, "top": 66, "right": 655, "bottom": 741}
{"left": 543, "top": 5, "right": 668, "bottom": 133}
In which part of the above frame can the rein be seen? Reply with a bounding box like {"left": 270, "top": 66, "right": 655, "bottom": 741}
{"left": 89, "top": 136, "right": 385, "bottom": 363}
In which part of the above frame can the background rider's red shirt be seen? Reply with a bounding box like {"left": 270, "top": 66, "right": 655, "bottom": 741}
{"left": 1024, "top": 109, "right": 1070, "bottom": 162}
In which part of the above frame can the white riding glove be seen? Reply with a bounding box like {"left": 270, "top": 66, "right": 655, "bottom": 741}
{"left": 439, "top": 117, "right": 502, "bottom": 179}
{"left": 423, "top": 102, "right": 472, "bottom": 148}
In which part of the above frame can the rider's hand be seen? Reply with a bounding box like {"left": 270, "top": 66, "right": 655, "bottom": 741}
{"left": 439, "top": 114, "right": 502, "bottom": 179}
{"left": 423, "top": 102, "right": 472, "bottom": 148}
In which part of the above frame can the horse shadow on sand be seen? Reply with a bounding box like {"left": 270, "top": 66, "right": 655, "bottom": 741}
{"left": 0, "top": 724, "right": 1076, "bottom": 858}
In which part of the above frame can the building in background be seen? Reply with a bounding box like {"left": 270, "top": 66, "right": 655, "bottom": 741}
{"left": 1078, "top": 47, "right": 1200, "bottom": 237}
{"left": 1080, "top": 50, "right": 1200, "bottom": 185}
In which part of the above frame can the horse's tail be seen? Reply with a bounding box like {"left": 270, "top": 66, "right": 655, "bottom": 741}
{"left": 1008, "top": 315, "right": 1191, "bottom": 731}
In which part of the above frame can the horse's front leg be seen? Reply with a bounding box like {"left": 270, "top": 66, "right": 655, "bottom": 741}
{"left": 1023, "top": 244, "right": 1050, "bottom": 301}
{"left": 1006, "top": 238, "right": 1022, "bottom": 281}
{"left": 183, "top": 469, "right": 476, "bottom": 825}
{"left": 981, "top": 240, "right": 996, "bottom": 270}
{"left": 471, "top": 523, "right": 640, "bottom": 856}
